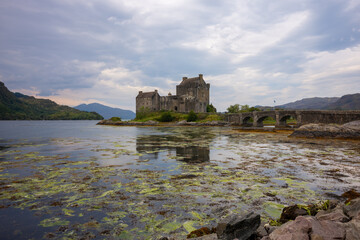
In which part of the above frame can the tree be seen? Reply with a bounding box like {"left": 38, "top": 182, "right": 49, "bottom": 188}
{"left": 248, "top": 106, "right": 260, "bottom": 112}
{"left": 240, "top": 104, "right": 249, "bottom": 112}
{"left": 206, "top": 103, "right": 217, "bottom": 113}
{"left": 227, "top": 104, "right": 240, "bottom": 113}
{"left": 227, "top": 104, "right": 260, "bottom": 113}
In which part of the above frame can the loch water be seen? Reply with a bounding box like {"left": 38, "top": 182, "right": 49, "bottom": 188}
{"left": 0, "top": 121, "right": 359, "bottom": 239}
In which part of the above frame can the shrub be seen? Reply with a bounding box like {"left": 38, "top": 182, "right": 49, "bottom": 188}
{"left": 110, "top": 117, "right": 121, "bottom": 122}
{"left": 158, "top": 111, "right": 175, "bottom": 122}
{"left": 206, "top": 104, "right": 217, "bottom": 113}
{"left": 187, "top": 111, "right": 198, "bottom": 122}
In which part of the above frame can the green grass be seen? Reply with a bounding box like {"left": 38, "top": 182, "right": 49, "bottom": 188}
{"left": 133, "top": 111, "right": 223, "bottom": 123}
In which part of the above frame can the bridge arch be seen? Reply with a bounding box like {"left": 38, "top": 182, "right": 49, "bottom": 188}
{"left": 242, "top": 116, "right": 253, "bottom": 126}
{"left": 253, "top": 111, "right": 276, "bottom": 127}
{"left": 276, "top": 111, "right": 298, "bottom": 128}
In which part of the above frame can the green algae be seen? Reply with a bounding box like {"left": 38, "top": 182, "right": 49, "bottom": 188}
{"left": 162, "top": 221, "right": 183, "bottom": 233}
{"left": 263, "top": 202, "right": 285, "bottom": 219}
{"left": 183, "top": 221, "right": 197, "bottom": 233}
{"left": 39, "top": 217, "right": 70, "bottom": 227}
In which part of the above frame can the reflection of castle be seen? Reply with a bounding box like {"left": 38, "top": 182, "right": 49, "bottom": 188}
{"left": 136, "top": 74, "right": 210, "bottom": 113}
{"left": 176, "top": 146, "right": 209, "bottom": 162}
{"left": 136, "top": 133, "right": 210, "bottom": 163}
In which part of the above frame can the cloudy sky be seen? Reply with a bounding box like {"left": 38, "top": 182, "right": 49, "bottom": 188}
{"left": 1, "top": 0, "right": 360, "bottom": 112}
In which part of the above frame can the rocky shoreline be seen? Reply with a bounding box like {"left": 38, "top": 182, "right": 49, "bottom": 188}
{"left": 98, "top": 120, "right": 360, "bottom": 139}
{"left": 162, "top": 191, "right": 360, "bottom": 240}
{"left": 97, "top": 120, "right": 233, "bottom": 127}
{"left": 290, "top": 120, "right": 360, "bottom": 140}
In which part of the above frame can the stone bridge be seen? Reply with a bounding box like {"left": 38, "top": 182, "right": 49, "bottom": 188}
{"left": 225, "top": 110, "right": 360, "bottom": 128}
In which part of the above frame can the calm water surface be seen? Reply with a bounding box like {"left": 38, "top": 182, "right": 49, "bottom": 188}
{"left": 0, "top": 121, "right": 359, "bottom": 239}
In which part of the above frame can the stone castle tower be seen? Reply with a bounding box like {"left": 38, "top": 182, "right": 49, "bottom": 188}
{"left": 136, "top": 74, "right": 210, "bottom": 113}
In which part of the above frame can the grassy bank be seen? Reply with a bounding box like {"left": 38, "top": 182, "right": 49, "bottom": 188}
{"left": 131, "top": 111, "right": 224, "bottom": 123}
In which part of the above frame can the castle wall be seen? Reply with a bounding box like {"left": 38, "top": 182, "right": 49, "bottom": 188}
{"left": 160, "top": 96, "right": 179, "bottom": 112}
{"left": 136, "top": 92, "right": 160, "bottom": 113}
{"left": 176, "top": 79, "right": 209, "bottom": 113}
{"left": 136, "top": 75, "right": 210, "bottom": 113}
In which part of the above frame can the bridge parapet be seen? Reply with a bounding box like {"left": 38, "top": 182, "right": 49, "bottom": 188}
{"left": 297, "top": 110, "right": 360, "bottom": 125}
{"left": 225, "top": 110, "right": 360, "bottom": 128}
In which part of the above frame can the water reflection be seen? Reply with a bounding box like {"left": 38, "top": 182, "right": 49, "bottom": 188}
{"left": 136, "top": 127, "right": 215, "bottom": 163}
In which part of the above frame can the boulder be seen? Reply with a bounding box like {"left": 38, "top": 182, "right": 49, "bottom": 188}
{"left": 279, "top": 205, "right": 309, "bottom": 223}
{"left": 263, "top": 224, "right": 278, "bottom": 235}
{"left": 290, "top": 121, "right": 360, "bottom": 139}
{"left": 342, "top": 120, "right": 360, "bottom": 130}
{"left": 176, "top": 120, "right": 187, "bottom": 125}
{"left": 216, "top": 212, "right": 260, "bottom": 240}
{"left": 267, "top": 216, "right": 312, "bottom": 240}
{"left": 315, "top": 204, "right": 350, "bottom": 223}
{"left": 344, "top": 218, "right": 360, "bottom": 240}
{"left": 268, "top": 216, "right": 346, "bottom": 240}
{"left": 344, "top": 198, "right": 360, "bottom": 220}
{"left": 309, "top": 217, "right": 345, "bottom": 240}
{"left": 256, "top": 222, "right": 269, "bottom": 238}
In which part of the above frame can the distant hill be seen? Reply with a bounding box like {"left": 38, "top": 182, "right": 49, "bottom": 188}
{"left": 74, "top": 103, "right": 135, "bottom": 120}
{"left": 259, "top": 93, "right": 360, "bottom": 110}
{"left": 325, "top": 93, "right": 360, "bottom": 110}
{"left": 0, "top": 81, "right": 103, "bottom": 120}
{"left": 276, "top": 97, "right": 339, "bottom": 110}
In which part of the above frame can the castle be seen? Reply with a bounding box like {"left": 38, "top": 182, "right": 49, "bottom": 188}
{"left": 136, "top": 74, "right": 210, "bottom": 113}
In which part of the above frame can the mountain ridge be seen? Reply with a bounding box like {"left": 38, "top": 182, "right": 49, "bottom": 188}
{"left": 275, "top": 93, "right": 360, "bottom": 110}
{"left": 0, "top": 81, "right": 103, "bottom": 120}
{"left": 74, "top": 103, "right": 135, "bottom": 120}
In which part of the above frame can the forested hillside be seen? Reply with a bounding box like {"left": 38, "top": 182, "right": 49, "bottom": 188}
{"left": 0, "top": 82, "right": 103, "bottom": 120}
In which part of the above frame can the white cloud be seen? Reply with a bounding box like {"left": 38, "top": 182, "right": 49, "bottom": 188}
{"left": 293, "top": 44, "right": 360, "bottom": 96}
{"left": 180, "top": 10, "right": 309, "bottom": 63}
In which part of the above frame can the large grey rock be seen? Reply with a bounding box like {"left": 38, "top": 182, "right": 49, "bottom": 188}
{"left": 290, "top": 121, "right": 360, "bottom": 139}
{"left": 342, "top": 120, "right": 360, "bottom": 130}
{"left": 216, "top": 212, "right": 260, "bottom": 240}
{"left": 267, "top": 216, "right": 311, "bottom": 240}
{"left": 256, "top": 222, "right": 269, "bottom": 238}
{"left": 316, "top": 204, "right": 350, "bottom": 223}
{"left": 268, "top": 216, "right": 346, "bottom": 240}
{"left": 176, "top": 120, "right": 187, "bottom": 125}
{"left": 279, "top": 205, "right": 309, "bottom": 223}
{"left": 309, "top": 217, "right": 345, "bottom": 240}
{"left": 344, "top": 218, "right": 360, "bottom": 240}
{"left": 344, "top": 198, "right": 360, "bottom": 220}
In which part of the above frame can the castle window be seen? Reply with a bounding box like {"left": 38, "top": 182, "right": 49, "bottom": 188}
{"left": 174, "top": 106, "right": 178, "bottom": 111}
